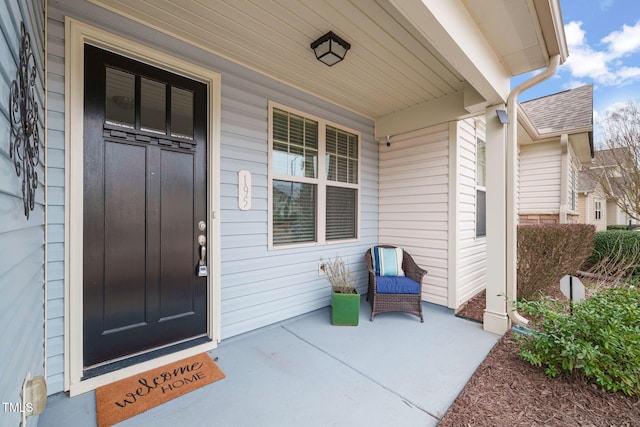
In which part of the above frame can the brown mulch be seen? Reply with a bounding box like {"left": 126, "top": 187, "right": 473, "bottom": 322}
{"left": 442, "top": 292, "right": 640, "bottom": 426}
{"left": 454, "top": 290, "right": 486, "bottom": 323}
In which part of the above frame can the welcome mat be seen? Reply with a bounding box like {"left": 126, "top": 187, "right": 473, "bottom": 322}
{"left": 95, "top": 353, "right": 225, "bottom": 427}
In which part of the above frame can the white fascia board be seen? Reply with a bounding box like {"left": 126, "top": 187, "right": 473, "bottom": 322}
{"left": 389, "top": 0, "right": 510, "bottom": 105}
{"left": 533, "top": 0, "right": 569, "bottom": 63}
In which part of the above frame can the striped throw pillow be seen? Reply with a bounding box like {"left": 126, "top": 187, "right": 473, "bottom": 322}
{"left": 372, "top": 247, "right": 405, "bottom": 277}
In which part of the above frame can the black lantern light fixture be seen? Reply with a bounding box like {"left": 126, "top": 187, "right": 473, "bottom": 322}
{"left": 310, "top": 31, "right": 351, "bottom": 66}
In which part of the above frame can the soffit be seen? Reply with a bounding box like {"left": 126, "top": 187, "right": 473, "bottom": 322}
{"left": 462, "top": 0, "right": 555, "bottom": 75}
{"left": 88, "top": 0, "right": 559, "bottom": 120}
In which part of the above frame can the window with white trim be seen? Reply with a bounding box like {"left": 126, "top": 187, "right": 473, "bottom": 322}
{"left": 476, "top": 138, "right": 486, "bottom": 237}
{"left": 595, "top": 200, "right": 602, "bottom": 220}
{"left": 269, "top": 103, "right": 360, "bottom": 247}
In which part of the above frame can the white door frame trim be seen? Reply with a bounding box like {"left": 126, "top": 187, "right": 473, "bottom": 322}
{"left": 64, "top": 17, "right": 221, "bottom": 396}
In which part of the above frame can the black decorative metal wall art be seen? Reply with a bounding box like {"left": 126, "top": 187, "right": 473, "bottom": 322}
{"left": 9, "top": 21, "right": 40, "bottom": 219}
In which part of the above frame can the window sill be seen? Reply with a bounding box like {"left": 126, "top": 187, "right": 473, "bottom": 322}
{"left": 269, "top": 237, "right": 359, "bottom": 251}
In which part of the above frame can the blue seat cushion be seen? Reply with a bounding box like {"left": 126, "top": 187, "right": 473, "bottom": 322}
{"left": 376, "top": 276, "right": 420, "bottom": 294}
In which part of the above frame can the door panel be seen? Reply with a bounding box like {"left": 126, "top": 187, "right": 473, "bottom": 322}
{"left": 83, "top": 44, "right": 208, "bottom": 369}
{"left": 160, "top": 150, "right": 196, "bottom": 320}
{"left": 103, "top": 141, "right": 147, "bottom": 332}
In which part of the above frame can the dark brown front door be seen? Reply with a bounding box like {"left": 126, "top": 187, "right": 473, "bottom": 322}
{"left": 83, "top": 45, "right": 208, "bottom": 369}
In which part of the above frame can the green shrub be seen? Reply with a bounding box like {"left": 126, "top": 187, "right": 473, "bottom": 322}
{"left": 514, "top": 287, "right": 640, "bottom": 396}
{"left": 607, "top": 225, "right": 628, "bottom": 231}
{"left": 517, "top": 224, "right": 595, "bottom": 299}
{"left": 587, "top": 230, "right": 640, "bottom": 276}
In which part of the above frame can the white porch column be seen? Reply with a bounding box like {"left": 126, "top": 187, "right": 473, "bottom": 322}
{"left": 483, "top": 103, "right": 510, "bottom": 334}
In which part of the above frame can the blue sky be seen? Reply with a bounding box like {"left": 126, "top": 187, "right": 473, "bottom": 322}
{"left": 512, "top": 0, "right": 640, "bottom": 140}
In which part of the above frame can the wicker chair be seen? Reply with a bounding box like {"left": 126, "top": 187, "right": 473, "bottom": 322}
{"left": 365, "top": 245, "right": 427, "bottom": 322}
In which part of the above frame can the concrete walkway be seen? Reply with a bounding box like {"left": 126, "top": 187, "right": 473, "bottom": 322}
{"left": 39, "top": 300, "right": 499, "bottom": 426}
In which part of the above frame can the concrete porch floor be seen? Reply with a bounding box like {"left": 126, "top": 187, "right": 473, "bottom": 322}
{"left": 39, "top": 300, "right": 500, "bottom": 426}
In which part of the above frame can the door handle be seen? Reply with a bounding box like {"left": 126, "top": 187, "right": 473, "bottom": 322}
{"left": 196, "top": 234, "right": 208, "bottom": 277}
{"left": 197, "top": 234, "right": 206, "bottom": 265}
{"left": 199, "top": 244, "right": 206, "bottom": 265}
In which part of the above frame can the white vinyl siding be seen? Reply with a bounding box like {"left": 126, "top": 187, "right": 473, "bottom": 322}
{"left": 45, "top": 9, "right": 66, "bottom": 394}
{"left": 379, "top": 124, "right": 449, "bottom": 306}
{"left": 519, "top": 142, "right": 562, "bottom": 213}
{"left": 456, "top": 118, "right": 486, "bottom": 307}
{"left": 219, "top": 84, "right": 376, "bottom": 339}
{"left": 0, "top": 1, "right": 46, "bottom": 424}
{"left": 45, "top": 1, "right": 378, "bottom": 392}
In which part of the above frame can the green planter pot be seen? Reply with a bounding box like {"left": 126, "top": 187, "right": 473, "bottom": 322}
{"left": 331, "top": 289, "right": 360, "bottom": 326}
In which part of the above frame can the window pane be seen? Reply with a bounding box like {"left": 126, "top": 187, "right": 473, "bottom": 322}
{"left": 477, "top": 138, "right": 486, "bottom": 187}
{"left": 306, "top": 120, "right": 318, "bottom": 149}
{"left": 337, "top": 156, "right": 348, "bottom": 182}
{"left": 171, "top": 87, "right": 193, "bottom": 139}
{"left": 326, "top": 186, "right": 357, "bottom": 240}
{"left": 273, "top": 180, "right": 316, "bottom": 245}
{"left": 326, "top": 154, "right": 336, "bottom": 181}
{"left": 348, "top": 159, "right": 358, "bottom": 184}
{"left": 348, "top": 135, "right": 358, "bottom": 158}
{"left": 476, "top": 189, "right": 486, "bottom": 237}
{"left": 141, "top": 77, "right": 166, "bottom": 134}
{"left": 290, "top": 115, "right": 304, "bottom": 146}
{"left": 305, "top": 149, "right": 318, "bottom": 179}
{"left": 272, "top": 108, "right": 318, "bottom": 178}
{"left": 273, "top": 110, "right": 289, "bottom": 142}
{"left": 326, "top": 131, "right": 336, "bottom": 154}
{"left": 326, "top": 126, "right": 358, "bottom": 184}
{"left": 105, "top": 68, "right": 135, "bottom": 127}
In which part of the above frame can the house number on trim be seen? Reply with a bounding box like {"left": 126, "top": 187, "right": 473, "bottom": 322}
{"left": 238, "top": 170, "right": 252, "bottom": 211}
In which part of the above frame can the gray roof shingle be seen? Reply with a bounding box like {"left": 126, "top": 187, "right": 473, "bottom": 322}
{"left": 520, "top": 84, "right": 593, "bottom": 134}
{"left": 578, "top": 169, "right": 601, "bottom": 193}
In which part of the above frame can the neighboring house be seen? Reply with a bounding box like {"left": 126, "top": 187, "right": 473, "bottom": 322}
{"left": 578, "top": 148, "right": 640, "bottom": 228}
{"left": 516, "top": 84, "right": 594, "bottom": 225}
{"left": 577, "top": 169, "right": 609, "bottom": 231}
{"left": 0, "top": 0, "right": 568, "bottom": 417}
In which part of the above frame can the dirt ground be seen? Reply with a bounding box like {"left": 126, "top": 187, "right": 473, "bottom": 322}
{"left": 441, "top": 292, "right": 640, "bottom": 426}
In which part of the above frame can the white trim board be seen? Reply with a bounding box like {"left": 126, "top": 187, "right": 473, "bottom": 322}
{"left": 64, "top": 17, "right": 222, "bottom": 396}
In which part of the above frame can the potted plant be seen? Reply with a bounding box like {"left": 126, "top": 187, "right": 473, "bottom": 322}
{"left": 323, "top": 256, "right": 359, "bottom": 326}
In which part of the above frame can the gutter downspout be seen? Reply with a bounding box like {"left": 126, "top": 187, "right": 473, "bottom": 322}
{"left": 506, "top": 54, "right": 562, "bottom": 325}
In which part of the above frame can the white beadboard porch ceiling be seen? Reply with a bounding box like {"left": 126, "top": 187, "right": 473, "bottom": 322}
{"left": 88, "top": 0, "right": 561, "bottom": 120}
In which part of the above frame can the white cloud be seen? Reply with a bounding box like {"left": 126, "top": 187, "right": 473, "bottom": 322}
{"left": 601, "top": 21, "right": 640, "bottom": 58}
{"left": 563, "top": 79, "right": 589, "bottom": 90}
{"left": 564, "top": 21, "right": 585, "bottom": 46}
{"left": 604, "top": 101, "right": 630, "bottom": 114}
{"left": 562, "top": 20, "right": 640, "bottom": 86}
{"left": 617, "top": 66, "right": 640, "bottom": 79}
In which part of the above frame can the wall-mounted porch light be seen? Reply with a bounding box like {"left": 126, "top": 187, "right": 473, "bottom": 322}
{"left": 496, "top": 109, "right": 510, "bottom": 124}
{"left": 310, "top": 31, "right": 351, "bottom": 66}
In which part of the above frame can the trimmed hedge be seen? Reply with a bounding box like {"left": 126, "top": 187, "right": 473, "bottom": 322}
{"left": 607, "top": 225, "right": 628, "bottom": 231}
{"left": 587, "top": 230, "right": 640, "bottom": 277}
{"left": 518, "top": 224, "right": 595, "bottom": 300}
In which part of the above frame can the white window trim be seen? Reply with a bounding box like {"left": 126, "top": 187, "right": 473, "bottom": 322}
{"left": 268, "top": 101, "right": 361, "bottom": 250}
